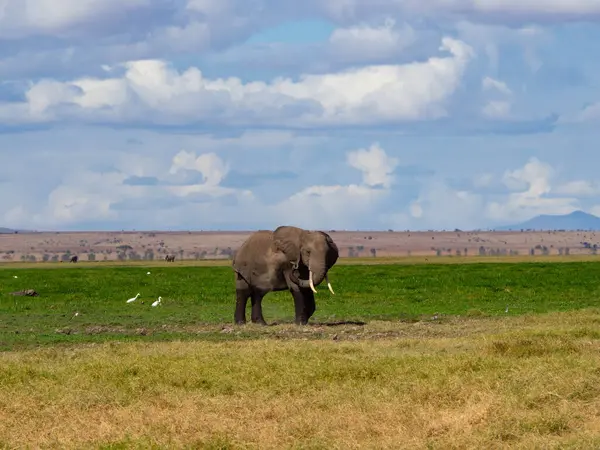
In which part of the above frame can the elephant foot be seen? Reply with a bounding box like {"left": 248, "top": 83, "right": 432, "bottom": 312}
{"left": 234, "top": 317, "right": 246, "bottom": 325}
{"left": 294, "top": 317, "right": 309, "bottom": 326}
{"left": 251, "top": 318, "right": 268, "bottom": 326}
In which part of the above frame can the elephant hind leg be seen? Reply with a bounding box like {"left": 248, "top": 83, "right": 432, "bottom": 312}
{"left": 250, "top": 292, "right": 267, "bottom": 325}
{"left": 235, "top": 288, "right": 251, "bottom": 325}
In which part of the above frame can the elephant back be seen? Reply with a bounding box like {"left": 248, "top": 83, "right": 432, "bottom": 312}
{"left": 232, "top": 230, "right": 276, "bottom": 283}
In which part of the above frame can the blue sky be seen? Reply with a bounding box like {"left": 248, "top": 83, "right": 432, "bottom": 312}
{"left": 1, "top": 0, "right": 600, "bottom": 231}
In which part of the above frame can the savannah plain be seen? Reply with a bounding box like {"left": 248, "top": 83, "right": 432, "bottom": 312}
{"left": 2, "top": 229, "right": 600, "bottom": 264}
{"left": 2, "top": 229, "right": 600, "bottom": 448}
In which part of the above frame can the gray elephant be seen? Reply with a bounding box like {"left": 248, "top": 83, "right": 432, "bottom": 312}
{"left": 232, "top": 225, "right": 339, "bottom": 325}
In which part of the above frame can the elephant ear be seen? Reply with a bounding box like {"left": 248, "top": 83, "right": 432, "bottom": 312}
{"left": 320, "top": 231, "right": 334, "bottom": 246}
{"left": 273, "top": 225, "right": 303, "bottom": 262}
{"left": 316, "top": 231, "right": 337, "bottom": 250}
{"left": 324, "top": 232, "right": 339, "bottom": 252}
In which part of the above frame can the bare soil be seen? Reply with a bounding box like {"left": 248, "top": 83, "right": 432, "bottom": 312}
{"left": 1, "top": 229, "right": 599, "bottom": 263}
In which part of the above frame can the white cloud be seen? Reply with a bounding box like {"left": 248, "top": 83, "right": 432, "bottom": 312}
{"left": 565, "top": 102, "right": 600, "bottom": 123}
{"left": 482, "top": 76, "right": 512, "bottom": 95}
{"left": 554, "top": 180, "right": 600, "bottom": 197}
{"left": 409, "top": 202, "right": 423, "bottom": 218}
{"left": 0, "top": 36, "right": 474, "bottom": 127}
{"left": 4, "top": 131, "right": 600, "bottom": 232}
{"left": 346, "top": 142, "right": 398, "bottom": 188}
{"left": 482, "top": 100, "right": 511, "bottom": 118}
{"left": 2, "top": 148, "right": 254, "bottom": 229}
{"left": 2, "top": 0, "right": 592, "bottom": 45}
{"left": 318, "top": 0, "right": 600, "bottom": 22}
{"left": 277, "top": 143, "right": 400, "bottom": 228}
{"left": 390, "top": 158, "right": 600, "bottom": 229}
{"left": 328, "top": 18, "right": 417, "bottom": 60}
{"left": 457, "top": 0, "right": 600, "bottom": 16}
{"left": 0, "top": 0, "right": 152, "bottom": 38}
{"left": 481, "top": 76, "right": 513, "bottom": 118}
{"left": 169, "top": 150, "right": 229, "bottom": 186}
{"left": 502, "top": 157, "right": 552, "bottom": 193}
{"left": 473, "top": 173, "right": 494, "bottom": 188}
{"left": 0, "top": 1, "right": 597, "bottom": 235}
{"left": 455, "top": 21, "right": 547, "bottom": 76}
{"left": 486, "top": 158, "right": 579, "bottom": 222}
{"left": 186, "top": 0, "right": 232, "bottom": 16}
{"left": 5, "top": 170, "right": 125, "bottom": 228}
{"left": 166, "top": 150, "right": 239, "bottom": 198}
{"left": 405, "top": 181, "right": 485, "bottom": 230}
{"left": 1, "top": 140, "right": 402, "bottom": 231}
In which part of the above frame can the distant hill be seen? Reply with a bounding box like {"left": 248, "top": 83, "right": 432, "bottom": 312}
{"left": 0, "top": 227, "right": 16, "bottom": 233}
{"left": 495, "top": 210, "right": 600, "bottom": 231}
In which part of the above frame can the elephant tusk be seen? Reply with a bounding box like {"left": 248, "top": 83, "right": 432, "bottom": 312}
{"left": 325, "top": 273, "right": 335, "bottom": 295}
{"left": 309, "top": 271, "right": 318, "bottom": 294}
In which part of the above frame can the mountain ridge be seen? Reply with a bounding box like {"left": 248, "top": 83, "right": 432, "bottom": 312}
{"left": 494, "top": 210, "right": 600, "bottom": 231}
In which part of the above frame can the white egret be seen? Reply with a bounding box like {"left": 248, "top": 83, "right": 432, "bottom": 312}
{"left": 127, "top": 293, "right": 141, "bottom": 303}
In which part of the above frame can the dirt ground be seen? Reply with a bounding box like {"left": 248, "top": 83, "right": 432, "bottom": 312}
{"left": 1, "top": 229, "right": 599, "bottom": 263}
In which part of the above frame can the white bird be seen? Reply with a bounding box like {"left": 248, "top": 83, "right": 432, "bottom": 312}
{"left": 147, "top": 271, "right": 151, "bottom": 275}
{"left": 152, "top": 296, "right": 162, "bottom": 307}
{"left": 126, "top": 293, "right": 141, "bottom": 303}
{"left": 13, "top": 275, "right": 17, "bottom": 278}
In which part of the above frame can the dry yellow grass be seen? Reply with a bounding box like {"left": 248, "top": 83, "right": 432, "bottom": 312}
{"left": 1, "top": 310, "right": 600, "bottom": 449}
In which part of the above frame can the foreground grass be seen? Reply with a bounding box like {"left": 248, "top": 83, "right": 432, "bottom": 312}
{"left": 1, "top": 309, "right": 600, "bottom": 449}
{"left": 2, "top": 261, "right": 600, "bottom": 350}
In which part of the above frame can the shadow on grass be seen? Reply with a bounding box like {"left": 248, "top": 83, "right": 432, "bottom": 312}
{"left": 267, "top": 320, "right": 367, "bottom": 327}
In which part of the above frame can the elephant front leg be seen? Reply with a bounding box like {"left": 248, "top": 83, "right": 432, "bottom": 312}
{"left": 290, "top": 289, "right": 309, "bottom": 325}
{"left": 302, "top": 288, "right": 316, "bottom": 321}
{"left": 283, "top": 269, "right": 310, "bottom": 325}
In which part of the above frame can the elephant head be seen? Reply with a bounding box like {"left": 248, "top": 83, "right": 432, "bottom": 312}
{"left": 273, "top": 225, "right": 339, "bottom": 294}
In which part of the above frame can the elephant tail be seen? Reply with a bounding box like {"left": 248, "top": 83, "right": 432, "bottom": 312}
{"left": 233, "top": 267, "right": 251, "bottom": 285}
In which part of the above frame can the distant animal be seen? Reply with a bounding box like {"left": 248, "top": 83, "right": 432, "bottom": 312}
{"left": 165, "top": 255, "right": 175, "bottom": 262}
{"left": 126, "top": 293, "right": 141, "bottom": 303}
{"left": 10, "top": 289, "right": 39, "bottom": 297}
{"left": 152, "top": 296, "right": 162, "bottom": 307}
{"left": 70, "top": 255, "right": 78, "bottom": 263}
{"left": 232, "top": 225, "right": 339, "bottom": 326}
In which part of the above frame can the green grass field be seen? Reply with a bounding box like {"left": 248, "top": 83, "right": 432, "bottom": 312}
{"left": 2, "top": 259, "right": 600, "bottom": 448}
{"left": 2, "top": 259, "right": 600, "bottom": 350}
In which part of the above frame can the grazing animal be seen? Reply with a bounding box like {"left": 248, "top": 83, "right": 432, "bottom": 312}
{"left": 126, "top": 293, "right": 141, "bottom": 303}
{"left": 70, "top": 255, "right": 78, "bottom": 263}
{"left": 10, "top": 289, "right": 39, "bottom": 297}
{"left": 232, "top": 225, "right": 339, "bottom": 326}
{"left": 165, "top": 255, "right": 175, "bottom": 262}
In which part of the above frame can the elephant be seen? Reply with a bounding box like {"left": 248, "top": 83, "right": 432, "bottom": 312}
{"left": 232, "top": 225, "right": 339, "bottom": 325}
{"left": 70, "top": 255, "right": 78, "bottom": 263}
{"left": 165, "top": 255, "right": 175, "bottom": 262}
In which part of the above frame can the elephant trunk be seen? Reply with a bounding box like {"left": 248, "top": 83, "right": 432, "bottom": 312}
{"left": 291, "top": 244, "right": 338, "bottom": 295}
{"left": 307, "top": 253, "right": 327, "bottom": 294}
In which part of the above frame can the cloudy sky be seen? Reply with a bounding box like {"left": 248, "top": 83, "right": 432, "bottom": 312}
{"left": 1, "top": 0, "right": 599, "bottom": 231}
